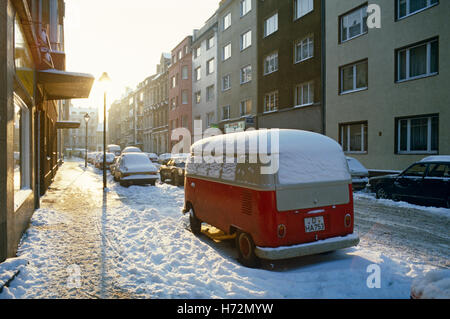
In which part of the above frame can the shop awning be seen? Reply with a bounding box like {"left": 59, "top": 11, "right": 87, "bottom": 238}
{"left": 56, "top": 121, "right": 81, "bottom": 129}
{"left": 37, "top": 69, "right": 94, "bottom": 100}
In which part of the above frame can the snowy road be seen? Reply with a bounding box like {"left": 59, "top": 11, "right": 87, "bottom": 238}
{"left": 1, "top": 159, "right": 448, "bottom": 299}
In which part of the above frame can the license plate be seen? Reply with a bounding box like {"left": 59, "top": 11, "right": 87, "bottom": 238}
{"left": 304, "top": 216, "right": 325, "bottom": 233}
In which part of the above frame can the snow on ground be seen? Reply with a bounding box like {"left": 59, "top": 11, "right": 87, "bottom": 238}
{"left": 0, "top": 159, "right": 448, "bottom": 299}
{"left": 354, "top": 192, "right": 450, "bottom": 218}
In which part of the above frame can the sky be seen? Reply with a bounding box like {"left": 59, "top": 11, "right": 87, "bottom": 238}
{"left": 64, "top": 0, "right": 219, "bottom": 118}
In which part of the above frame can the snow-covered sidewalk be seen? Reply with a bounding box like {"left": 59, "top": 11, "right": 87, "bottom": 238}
{"left": 0, "top": 159, "right": 447, "bottom": 298}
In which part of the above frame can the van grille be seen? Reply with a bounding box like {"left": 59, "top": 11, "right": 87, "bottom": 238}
{"left": 241, "top": 190, "right": 252, "bottom": 215}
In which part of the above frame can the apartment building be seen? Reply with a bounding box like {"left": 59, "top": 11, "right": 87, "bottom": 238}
{"left": 325, "top": 0, "right": 449, "bottom": 170}
{"left": 192, "top": 13, "right": 219, "bottom": 132}
{"left": 66, "top": 106, "right": 98, "bottom": 152}
{"left": 146, "top": 53, "right": 171, "bottom": 154}
{"left": 257, "top": 0, "right": 323, "bottom": 133}
{"left": 1, "top": 0, "right": 93, "bottom": 261}
{"left": 216, "top": 0, "right": 258, "bottom": 133}
{"left": 168, "top": 36, "right": 193, "bottom": 148}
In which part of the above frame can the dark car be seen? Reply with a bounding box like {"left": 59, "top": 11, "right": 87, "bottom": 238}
{"left": 159, "top": 157, "right": 187, "bottom": 186}
{"left": 368, "top": 156, "right": 450, "bottom": 208}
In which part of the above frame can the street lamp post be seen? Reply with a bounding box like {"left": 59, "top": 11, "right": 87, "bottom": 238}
{"left": 84, "top": 113, "right": 90, "bottom": 168}
{"left": 99, "top": 72, "right": 111, "bottom": 189}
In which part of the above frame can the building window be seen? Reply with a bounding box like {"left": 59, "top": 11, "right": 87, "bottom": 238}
{"left": 171, "top": 76, "right": 176, "bottom": 88}
{"left": 240, "top": 30, "right": 252, "bottom": 51}
{"left": 397, "top": 115, "right": 438, "bottom": 154}
{"left": 397, "top": 0, "right": 438, "bottom": 20}
{"left": 182, "top": 90, "right": 188, "bottom": 104}
{"left": 340, "top": 5, "right": 368, "bottom": 43}
{"left": 13, "top": 94, "right": 31, "bottom": 200}
{"left": 178, "top": 50, "right": 182, "bottom": 60}
{"left": 294, "top": 0, "right": 313, "bottom": 20}
{"left": 221, "top": 105, "right": 231, "bottom": 121}
{"left": 195, "top": 91, "right": 201, "bottom": 104}
{"left": 207, "top": 35, "right": 215, "bottom": 50}
{"left": 206, "top": 112, "right": 215, "bottom": 128}
{"left": 222, "top": 43, "right": 232, "bottom": 61}
{"left": 194, "top": 66, "right": 202, "bottom": 81}
{"left": 194, "top": 46, "right": 201, "bottom": 59}
{"left": 240, "top": 99, "right": 252, "bottom": 117}
{"left": 240, "top": 0, "right": 251, "bottom": 16}
{"left": 206, "top": 85, "right": 215, "bottom": 102}
{"left": 206, "top": 58, "right": 215, "bottom": 75}
{"left": 182, "top": 66, "right": 189, "bottom": 80}
{"left": 264, "top": 52, "right": 278, "bottom": 75}
{"left": 294, "top": 36, "right": 314, "bottom": 63}
{"left": 222, "top": 74, "right": 231, "bottom": 91}
{"left": 223, "top": 12, "right": 231, "bottom": 31}
{"left": 339, "top": 122, "right": 368, "bottom": 153}
{"left": 240, "top": 65, "right": 252, "bottom": 84}
{"left": 294, "top": 82, "right": 314, "bottom": 107}
{"left": 340, "top": 60, "right": 368, "bottom": 94}
{"left": 264, "top": 91, "right": 279, "bottom": 113}
{"left": 264, "top": 13, "right": 278, "bottom": 37}
{"left": 182, "top": 116, "right": 189, "bottom": 129}
{"left": 396, "top": 38, "right": 438, "bottom": 82}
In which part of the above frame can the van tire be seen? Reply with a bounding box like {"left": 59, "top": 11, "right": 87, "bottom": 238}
{"left": 236, "top": 231, "right": 260, "bottom": 268}
{"left": 189, "top": 209, "right": 202, "bottom": 236}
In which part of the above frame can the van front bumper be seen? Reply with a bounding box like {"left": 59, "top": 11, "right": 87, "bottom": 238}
{"left": 254, "top": 233, "right": 360, "bottom": 260}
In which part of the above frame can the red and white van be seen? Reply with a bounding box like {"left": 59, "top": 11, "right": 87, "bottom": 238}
{"left": 183, "top": 129, "right": 359, "bottom": 267}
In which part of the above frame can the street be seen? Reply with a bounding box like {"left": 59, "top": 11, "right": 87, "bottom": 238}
{"left": 0, "top": 159, "right": 448, "bottom": 299}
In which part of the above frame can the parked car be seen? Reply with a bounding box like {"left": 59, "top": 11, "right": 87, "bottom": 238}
{"left": 113, "top": 152, "right": 158, "bottom": 187}
{"left": 159, "top": 157, "right": 187, "bottom": 186}
{"left": 110, "top": 156, "right": 120, "bottom": 176}
{"left": 158, "top": 153, "right": 172, "bottom": 165}
{"left": 121, "top": 146, "right": 142, "bottom": 154}
{"left": 346, "top": 157, "right": 369, "bottom": 191}
{"left": 368, "top": 155, "right": 450, "bottom": 208}
{"left": 183, "top": 129, "right": 359, "bottom": 267}
{"left": 95, "top": 152, "right": 116, "bottom": 170}
{"left": 107, "top": 144, "right": 121, "bottom": 156}
{"left": 145, "top": 152, "right": 159, "bottom": 163}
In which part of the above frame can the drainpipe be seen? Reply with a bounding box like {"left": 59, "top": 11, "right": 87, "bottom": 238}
{"left": 321, "top": 0, "right": 326, "bottom": 135}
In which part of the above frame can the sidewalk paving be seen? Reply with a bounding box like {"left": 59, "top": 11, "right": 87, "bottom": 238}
{"left": 1, "top": 159, "right": 136, "bottom": 298}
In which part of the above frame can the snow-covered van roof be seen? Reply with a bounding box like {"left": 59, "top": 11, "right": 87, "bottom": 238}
{"left": 187, "top": 129, "right": 351, "bottom": 188}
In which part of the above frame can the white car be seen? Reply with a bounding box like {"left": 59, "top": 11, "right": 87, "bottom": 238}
{"left": 346, "top": 157, "right": 369, "bottom": 191}
{"left": 121, "top": 146, "right": 142, "bottom": 154}
{"left": 113, "top": 152, "right": 158, "bottom": 187}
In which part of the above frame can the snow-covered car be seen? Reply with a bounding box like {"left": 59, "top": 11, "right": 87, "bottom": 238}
{"left": 113, "top": 152, "right": 158, "bottom": 187}
{"left": 346, "top": 157, "right": 369, "bottom": 191}
{"left": 95, "top": 152, "right": 116, "bottom": 170}
{"left": 159, "top": 158, "right": 187, "bottom": 186}
{"left": 368, "top": 155, "right": 450, "bottom": 208}
{"left": 87, "top": 152, "right": 97, "bottom": 164}
{"left": 158, "top": 153, "right": 172, "bottom": 165}
{"left": 411, "top": 269, "right": 450, "bottom": 299}
{"left": 145, "top": 152, "right": 159, "bottom": 163}
{"left": 121, "top": 146, "right": 142, "bottom": 154}
{"left": 107, "top": 144, "right": 121, "bottom": 156}
{"left": 109, "top": 156, "right": 120, "bottom": 175}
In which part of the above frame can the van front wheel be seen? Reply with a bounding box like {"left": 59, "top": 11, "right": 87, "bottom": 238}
{"left": 236, "top": 231, "right": 260, "bottom": 268}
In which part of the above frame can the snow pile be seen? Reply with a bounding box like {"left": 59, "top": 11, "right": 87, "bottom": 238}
{"left": 354, "top": 192, "right": 450, "bottom": 217}
{"left": 0, "top": 256, "right": 28, "bottom": 297}
{"left": 411, "top": 269, "right": 450, "bottom": 299}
